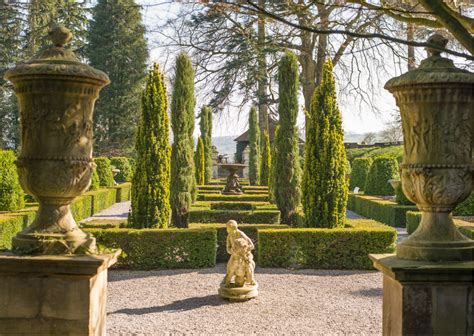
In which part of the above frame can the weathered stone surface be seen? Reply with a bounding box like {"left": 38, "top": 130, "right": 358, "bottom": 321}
{"left": 371, "top": 253, "right": 473, "bottom": 335}
{"left": 0, "top": 251, "right": 118, "bottom": 336}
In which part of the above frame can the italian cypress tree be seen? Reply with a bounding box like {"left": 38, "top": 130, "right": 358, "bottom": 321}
{"left": 272, "top": 52, "right": 301, "bottom": 224}
{"left": 302, "top": 60, "right": 348, "bottom": 228}
{"left": 195, "top": 137, "right": 205, "bottom": 185}
{"left": 87, "top": 0, "right": 148, "bottom": 155}
{"left": 129, "top": 64, "right": 171, "bottom": 229}
{"left": 170, "top": 53, "right": 196, "bottom": 228}
{"left": 200, "top": 105, "right": 213, "bottom": 184}
{"left": 248, "top": 106, "right": 260, "bottom": 185}
{"left": 260, "top": 130, "right": 271, "bottom": 186}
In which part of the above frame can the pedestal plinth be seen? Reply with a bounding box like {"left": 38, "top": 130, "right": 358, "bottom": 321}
{"left": 370, "top": 254, "right": 473, "bottom": 335}
{"left": 0, "top": 251, "right": 119, "bottom": 336}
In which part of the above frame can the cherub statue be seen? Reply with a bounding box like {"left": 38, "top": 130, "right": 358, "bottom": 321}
{"left": 223, "top": 172, "right": 242, "bottom": 194}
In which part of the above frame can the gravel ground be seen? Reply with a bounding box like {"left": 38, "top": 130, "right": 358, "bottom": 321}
{"left": 81, "top": 201, "right": 131, "bottom": 222}
{"left": 106, "top": 264, "right": 383, "bottom": 335}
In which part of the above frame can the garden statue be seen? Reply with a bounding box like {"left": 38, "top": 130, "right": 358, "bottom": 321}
{"left": 219, "top": 163, "right": 247, "bottom": 194}
{"left": 219, "top": 220, "right": 258, "bottom": 301}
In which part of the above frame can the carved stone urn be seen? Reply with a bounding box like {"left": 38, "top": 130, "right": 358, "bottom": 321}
{"left": 385, "top": 34, "right": 473, "bottom": 261}
{"left": 4, "top": 26, "right": 110, "bottom": 254}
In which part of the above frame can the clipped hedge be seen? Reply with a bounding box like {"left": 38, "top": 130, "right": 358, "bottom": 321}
{"left": 0, "top": 150, "right": 25, "bottom": 211}
{"left": 364, "top": 156, "right": 399, "bottom": 196}
{"left": 89, "top": 168, "right": 100, "bottom": 191}
{"left": 189, "top": 209, "right": 280, "bottom": 224}
{"left": 395, "top": 182, "right": 414, "bottom": 206}
{"left": 347, "top": 193, "right": 416, "bottom": 227}
{"left": 0, "top": 210, "right": 36, "bottom": 249}
{"left": 94, "top": 157, "right": 115, "bottom": 187}
{"left": 210, "top": 202, "right": 257, "bottom": 211}
{"left": 406, "top": 211, "right": 474, "bottom": 238}
{"left": 85, "top": 228, "right": 217, "bottom": 269}
{"left": 87, "top": 188, "right": 117, "bottom": 214}
{"left": 109, "top": 182, "right": 131, "bottom": 202}
{"left": 190, "top": 223, "right": 288, "bottom": 262}
{"left": 110, "top": 157, "right": 133, "bottom": 183}
{"left": 198, "top": 194, "right": 269, "bottom": 202}
{"left": 71, "top": 195, "right": 93, "bottom": 222}
{"left": 258, "top": 219, "right": 396, "bottom": 269}
{"left": 453, "top": 192, "right": 474, "bottom": 216}
{"left": 349, "top": 157, "right": 372, "bottom": 191}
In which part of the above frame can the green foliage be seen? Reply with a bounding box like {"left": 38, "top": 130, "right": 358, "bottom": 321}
{"left": 198, "top": 194, "right": 269, "bottom": 202}
{"left": 272, "top": 52, "right": 301, "bottom": 224}
{"left": 199, "top": 105, "right": 213, "bottom": 184}
{"left": 109, "top": 183, "right": 131, "bottom": 203}
{"left": 258, "top": 220, "right": 396, "bottom": 269}
{"left": 170, "top": 53, "right": 196, "bottom": 228}
{"left": 346, "top": 145, "right": 404, "bottom": 164}
{"left": 453, "top": 192, "right": 474, "bottom": 216}
{"left": 248, "top": 106, "right": 260, "bottom": 185}
{"left": 349, "top": 158, "right": 372, "bottom": 191}
{"left": 347, "top": 193, "right": 416, "bottom": 228}
{"left": 0, "top": 150, "right": 24, "bottom": 211}
{"left": 0, "top": 211, "right": 34, "bottom": 249}
{"left": 405, "top": 211, "right": 422, "bottom": 235}
{"left": 87, "top": 0, "right": 148, "bottom": 155}
{"left": 260, "top": 130, "right": 271, "bottom": 186}
{"left": 406, "top": 211, "right": 474, "bottom": 238}
{"left": 189, "top": 209, "right": 280, "bottom": 224}
{"left": 89, "top": 168, "right": 100, "bottom": 191}
{"left": 71, "top": 195, "right": 93, "bottom": 222}
{"left": 195, "top": 137, "right": 205, "bottom": 185}
{"left": 85, "top": 228, "right": 217, "bottom": 269}
{"left": 210, "top": 202, "right": 256, "bottom": 210}
{"left": 110, "top": 157, "right": 133, "bottom": 183}
{"left": 94, "top": 157, "right": 115, "bottom": 187}
{"left": 129, "top": 64, "right": 171, "bottom": 229}
{"left": 395, "top": 183, "right": 415, "bottom": 205}
{"left": 364, "top": 156, "right": 399, "bottom": 196}
{"left": 302, "top": 60, "right": 347, "bottom": 228}
{"left": 88, "top": 189, "right": 117, "bottom": 214}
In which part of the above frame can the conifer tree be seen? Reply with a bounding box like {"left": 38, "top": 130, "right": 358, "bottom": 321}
{"left": 170, "top": 53, "right": 196, "bottom": 228}
{"left": 272, "top": 52, "right": 301, "bottom": 224}
{"left": 87, "top": 0, "right": 148, "bottom": 155}
{"left": 302, "top": 60, "right": 348, "bottom": 228}
{"left": 260, "top": 130, "right": 271, "bottom": 186}
{"left": 129, "top": 64, "right": 171, "bottom": 229}
{"left": 200, "top": 105, "right": 213, "bottom": 184}
{"left": 248, "top": 106, "right": 260, "bottom": 185}
{"left": 195, "top": 136, "right": 205, "bottom": 185}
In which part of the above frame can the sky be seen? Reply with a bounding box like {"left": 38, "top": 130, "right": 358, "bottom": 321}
{"left": 136, "top": 1, "right": 423, "bottom": 138}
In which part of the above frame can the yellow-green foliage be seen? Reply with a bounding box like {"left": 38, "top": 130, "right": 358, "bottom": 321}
{"left": 94, "top": 157, "right": 115, "bottom": 186}
{"left": 248, "top": 106, "right": 260, "bottom": 185}
{"left": 189, "top": 208, "right": 280, "bottom": 224}
{"left": 364, "top": 156, "right": 399, "bottom": 196}
{"left": 110, "top": 157, "right": 133, "bottom": 183}
{"left": 0, "top": 150, "right": 24, "bottom": 211}
{"left": 129, "top": 64, "right": 171, "bottom": 229}
{"left": 195, "top": 136, "right": 205, "bottom": 185}
{"left": 302, "top": 60, "right": 347, "bottom": 228}
{"left": 406, "top": 211, "right": 474, "bottom": 238}
{"left": 260, "top": 130, "right": 271, "bottom": 186}
{"left": 453, "top": 192, "right": 474, "bottom": 216}
{"left": 347, "top": 145, "right": 404, "bottom": 164}
{"left": 199, "top": 105, "right": 213, "bottom": 184}
{"left": 272, "top": 52, "right": 301, "bottom": 224}
{"left": 349, "top": 157, "right": 372, "bottom": 191}
{"left": 395, "top": 183, "right": 414, "bottom": 205}
{"left": 170, "top": 53, "right": 196, "bottom": 228}
{"left": 89, "top": 168, "right": 100, "bottom": 191}
{"left": 258, "top": 219, "right": 396, "bottom": 269}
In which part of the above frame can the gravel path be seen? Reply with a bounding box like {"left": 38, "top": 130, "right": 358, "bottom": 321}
{"left": 106, "top": 264, "right": 382, "bottom": 335}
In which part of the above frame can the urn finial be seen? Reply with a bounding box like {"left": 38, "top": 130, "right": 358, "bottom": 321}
{"left": 425, "top": 33, "right": 448, "bottom": 57}
{"left": 48, "top": 25, "right": 73, "bottom": 47}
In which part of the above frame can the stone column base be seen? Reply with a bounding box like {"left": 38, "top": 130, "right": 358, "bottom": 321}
{"left": 0, "top": 251, "right": 119, "bottom": 336}
{"left": 370, "top": 254, "right": 473, "bottom": 335}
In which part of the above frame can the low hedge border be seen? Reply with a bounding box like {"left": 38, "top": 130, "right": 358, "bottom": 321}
{"left": 210, "top": 202, "right": 257, "bottom": 210}
{"left": 189, "top": 223, "right": 288, "bottom": 262}
{"left": 189, "top": 209, "right": 281, "bottom": 224}
{"left": 406, "top": 211, "right": 474, "bottom": 238}
{"left": 198, "top": 194, "right": 269, "bottom": 202}
{"left": 347, "top": 193, "right": 416, "bottom": 228}
{"left": 0, "top": 209, "right": 36, "bottom": 249}
{"left": 258, "top": 219, "right": 396, "bottom": 269}
{"left": 85, "top": 228, "right": 217, "bottom": 269}
{"left": 108, "top": 182, "right": 131, "bottom": 202}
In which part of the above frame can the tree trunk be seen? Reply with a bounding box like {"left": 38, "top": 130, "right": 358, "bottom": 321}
{"left": 407, "top": 23, "right": 416, "bottom": 71}
{"left": 257, "top": 0, "right": 269, "bottom": 135}
{"left": 172, "top": 209, "right": 189, "bottom": 228}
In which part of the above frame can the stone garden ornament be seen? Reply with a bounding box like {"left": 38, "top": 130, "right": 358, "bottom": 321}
{"left": 219, "top": 220, "right": 258, "bottom": 301}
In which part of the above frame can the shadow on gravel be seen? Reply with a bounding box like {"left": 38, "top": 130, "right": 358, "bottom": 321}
{"left": 109, "top": 294, "right": 231, "bottom": 315}
{"left": 351, "top": 288, "right": 382, "bottom": 297}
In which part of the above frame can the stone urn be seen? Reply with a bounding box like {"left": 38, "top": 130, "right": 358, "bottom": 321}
{"left": 4, "top": 26, "right": 110, "bottom": 254}
{"left": 385, "top": 34, "right": 474, "bottom": 261}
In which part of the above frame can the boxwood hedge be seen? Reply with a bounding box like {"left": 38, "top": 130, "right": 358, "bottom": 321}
{"left": 210, "top": 202, "right": 257, "bottom": 210}
{"left": 0, "top": 150, "right": 24, "bottom": 211}
{"left": 364, "top": 156, "right": 399, "bottom": 196}
{"left": 349, "top": 157, "right": 372, "bottom": 192}
{"left": 406, "top": 211, "right": 474, "bottom": 238}
{"left": 198, "top": 194, "right": 269, "bottom": 202}
{"left": 189, "top": 209, "right": 280, "bottom": 224}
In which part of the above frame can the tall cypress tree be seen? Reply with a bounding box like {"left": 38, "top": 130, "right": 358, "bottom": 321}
{"left": 248, "top": 106, "right": 260, "bottom": 185}
{"left": 195, "top": 136, "right": 205, "bottom": 186}
{"left": 170, "top": 53, "right": 196, "bottom": 228}
{"left": 302, "top": 60, "right": 348, "bottom": 228}
{"left": 260, "top": 130, "right": 271, "bottom": 186}
{"left": 129, "top": 64, "right": 171, "bottom": 229}
{"left": 87, "top": 0, "right": 148, "bottom": 155}
{"left": 200, "top": 105, "right": 213, "bottom": 184}
{"left": 272, "top": 52, "right": 301, "bottom": 224}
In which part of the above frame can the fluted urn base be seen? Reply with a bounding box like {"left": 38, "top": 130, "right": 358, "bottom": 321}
{"left": 397, "top": 212, "right": 474, "bottom": 261}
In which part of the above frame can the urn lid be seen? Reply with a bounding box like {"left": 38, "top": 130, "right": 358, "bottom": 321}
{"left": 385, "top": 34, "right": 473, "bottom": 91}
{"left": 4, "top": 25, "right": 110, "bottom": 85}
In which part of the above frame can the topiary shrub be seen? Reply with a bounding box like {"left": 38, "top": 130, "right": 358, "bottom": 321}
{"left": 195, "top": 136, "right": 205, "bottom": 185}
{"left": 453, "top": 192, "right": 474, "bottom": 216}
{"left": 364, "top": 156, "right": 399, "bottom": 196}
{"left": 260, "top": 130, "right": 271, "bottom": 186}
{"left": 110, "top": 157, "right": 133, "bottom": 183}
{"left": 199, "top": 105, "right": 213, "bottom": 184}
{"left": 349, "top": 157, "right": 372, "bottom": 191}
{"left": 248, "top": 106, "right": 260, "bottom": 185}
{"left": 0, "top": 150, "right": 24, "bottom": 211}
{"left": 89, "top": 168, "right": 100, "bottom": 191}
{"left": 395, "top": 182, "right": 414, "bottom": 205}
{"left": 94, "top": 157, "right": 115, "bottom": 187}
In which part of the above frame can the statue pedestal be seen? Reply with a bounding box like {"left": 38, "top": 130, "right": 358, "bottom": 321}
{"left": 370, "top": 254, "right": 473, "bottom": 335}
{"left": 219, "top": 282, "right": 258, "bottom": 301}
{"left": 0, "top": 251, "right": 119, "bottom": 335}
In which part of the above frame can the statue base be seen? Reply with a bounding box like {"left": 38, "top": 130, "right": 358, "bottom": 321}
{"left": 13, "top": 231, "right": 97, "bottom": 255}
{"left": 218, "top": 282, "right": 258, "bottom": 301}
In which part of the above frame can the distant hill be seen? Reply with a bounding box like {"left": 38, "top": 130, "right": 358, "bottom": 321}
{"left": 212, "top": 135, "right": 238, "bottom": 156}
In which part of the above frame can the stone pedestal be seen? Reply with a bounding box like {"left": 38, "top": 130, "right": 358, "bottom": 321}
{"left": 0, "top": 251, "right": 119, "bottom": 336}
{"left": 370, "top": 254, "right": 473, "bottom": 335}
